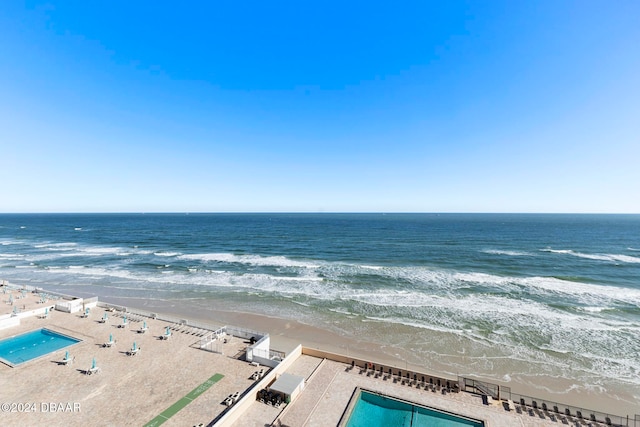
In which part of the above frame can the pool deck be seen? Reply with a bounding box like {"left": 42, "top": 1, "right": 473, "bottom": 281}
{"left": 0, "top": 288, "right": 607, "bottom": 426}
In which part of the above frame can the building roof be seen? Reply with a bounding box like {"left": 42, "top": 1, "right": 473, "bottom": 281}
{"left": 269, "top": 373, "right": 305, "bottom": 396}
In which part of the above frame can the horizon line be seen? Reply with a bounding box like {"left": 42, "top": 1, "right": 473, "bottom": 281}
{"left": 1, "top": 211, "right": 639, "bottom": 215}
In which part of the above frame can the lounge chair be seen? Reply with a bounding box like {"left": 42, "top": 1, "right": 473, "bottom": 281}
{"left": 161, "top": 328, "right": 172, "bottom": 340}
{"left": 103, "top": 339, "right": 116, "bottom": 348}
{"left": 60, "top": 355, "right": 75, "bottom": 365}
{"left": 138, "top": 322, "right": 148, "bottom": 334}
{"left": 86, "top": 358, "right": 100, "bottom": 375}
{"left": 127, "top": 343, "right": 140, "bottom": 356}
{"left": 86, "top": 366, "right": 100, "bottom": 375}
{"left": 98, "top": 313, "right": 108, "bottom": 323}
{"left": 118, "top": 317, "right": 128, "bottom": 328}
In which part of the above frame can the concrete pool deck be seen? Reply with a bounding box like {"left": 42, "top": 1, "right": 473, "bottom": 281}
{"left": 0, "top": 286, "right": 632, "bottom": 426}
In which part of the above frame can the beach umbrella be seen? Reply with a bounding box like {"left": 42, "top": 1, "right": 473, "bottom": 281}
{"left": 165, "top": 326, "right": 170, "bottom": 335}
{"left": 109, "top": 333, "right": 113, "bottom": 342}
{"left": 65, "top": 350, "right": 69, "bottom": 360}
{"left": 91, "top": 358, "right": 96, "bottom": 369}
{"left": 103, "top": 313, "right": 108, "bottom": 321}
{"left": 143, "top": 321, "right": 147, "bottom": 329}
{"left": 45, "top": 307, "right": 49, "bottom": 315}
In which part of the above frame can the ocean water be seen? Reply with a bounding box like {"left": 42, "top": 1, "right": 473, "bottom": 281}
{"left": 1, "top": 213, "right": 639, "bottom": 408}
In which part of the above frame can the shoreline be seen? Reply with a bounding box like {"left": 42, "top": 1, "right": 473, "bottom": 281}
{"left": 103, "top": 294, "right": 638, "bottom": 416}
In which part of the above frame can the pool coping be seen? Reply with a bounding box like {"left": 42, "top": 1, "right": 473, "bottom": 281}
{"left": 0, "top": 327, "right": 83, "bottom": 368}
{"left": 337, "top": 386, "right": 486, "bottom": 427}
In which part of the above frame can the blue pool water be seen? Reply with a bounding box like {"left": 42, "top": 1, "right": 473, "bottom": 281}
{"left": 346, "top": 390, "right": 484, "bottom": 427}
{"left": 0, "top": 328, "right": 81, "bottom": 366}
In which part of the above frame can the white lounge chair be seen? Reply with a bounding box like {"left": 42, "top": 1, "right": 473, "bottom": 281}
{"left": 127, "top": 342, "right": 140, "bottom": 356}
{"left": 86, "top": 358, "right": 100, "bottom": 375}
{"left": 160, "top": 328, "right": 172, "bottom": 340}
{"left": 60, "top": 356, "right": 74, "bottom": 365}
{"left": 138, "top": 322, "right": 148, "bottom": 334}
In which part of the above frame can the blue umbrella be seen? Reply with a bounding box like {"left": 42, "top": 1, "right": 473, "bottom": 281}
{"left": 143, "top": 321, "right": 147, "bottom": 329}
{"left": 91, "top": 358, "right": 96, "bottom": 369}
{"left": 109, "top": 333, "right": 113, "bottom": 342}
{"left": 132, "top": 341, "right": 137, "bottom": 351}
{"left": 65, "top": 350, "right": 69, "bottom": 360}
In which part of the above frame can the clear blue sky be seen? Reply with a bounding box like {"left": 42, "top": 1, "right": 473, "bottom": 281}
{"left": 1, "top": 1, "right": 638, "bottom": 213}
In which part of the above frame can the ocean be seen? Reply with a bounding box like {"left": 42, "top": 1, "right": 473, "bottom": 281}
{"left": 1, "top": 213, "right": 639, "bottom": 410}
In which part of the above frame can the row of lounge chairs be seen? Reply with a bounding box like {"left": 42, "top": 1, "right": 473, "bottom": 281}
{"left": 167, "top": 323, "right": 210, "bottom": 337}
{"left": 504, "top": 397, "right": 616, "bottom": 426}
{"left": 350, "top": 361, "right": 459, "bottom": 394}
{"left": 99, "top": 308, "right": 216, "bottom": 339}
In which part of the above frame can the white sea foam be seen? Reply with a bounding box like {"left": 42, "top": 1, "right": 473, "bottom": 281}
{"left": 541, "top": 248, "right": 640, "bottom": 264}
{"left": 579, "top": 306, "right": 607, "bottom": 313}
{"left": 0, "top": 253, "right": 24, "bottom": 259}
{"left": 34, "top": 242, "right": 78, "bottom": 249}
{"left": 178, "top": 252, "right": 320, "bottom": 269}
{"left": 483, "top": 249, "right": 533, "bottom": 257}
{"left": 154, "top": 251, "right": 181, "bottom": 257}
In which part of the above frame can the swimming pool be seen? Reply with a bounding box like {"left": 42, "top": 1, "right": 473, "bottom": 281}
{"left": 344, "top": 389, "right": 484, "bottom": 427}
{"left": 0, "top": 328, "right": 81, "bottom": 366}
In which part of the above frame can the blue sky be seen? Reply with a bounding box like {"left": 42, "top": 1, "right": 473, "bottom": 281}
{"left": 1, "top": 1, "right": 638, "bottom": 213}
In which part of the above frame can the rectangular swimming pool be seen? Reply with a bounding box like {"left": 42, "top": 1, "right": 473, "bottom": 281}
{"left": 344, "top": 389, "right": 484, "bottom": 427}
{"left": 0, "top": 328, "right": 81, "bottom": 366}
